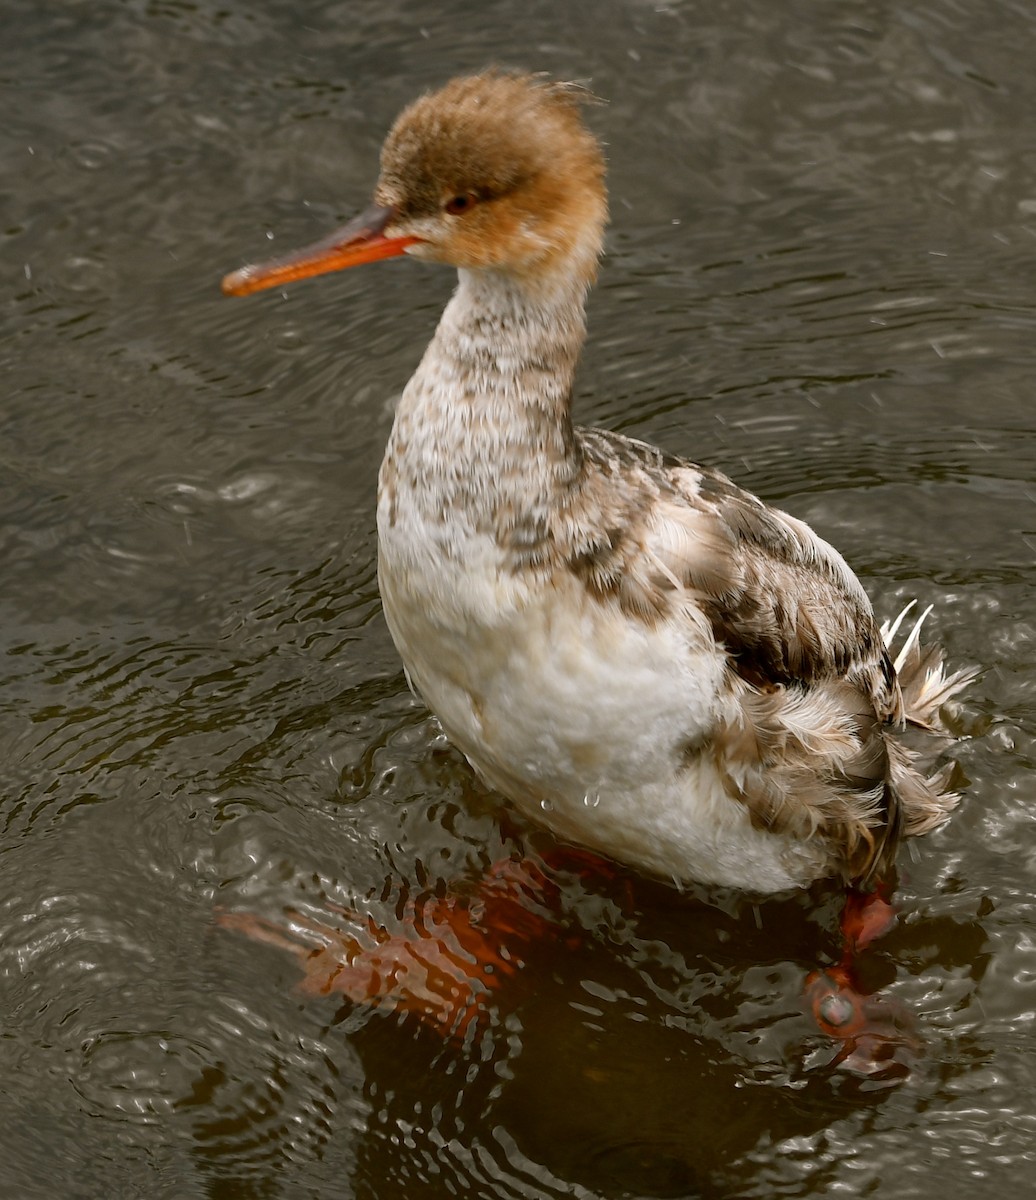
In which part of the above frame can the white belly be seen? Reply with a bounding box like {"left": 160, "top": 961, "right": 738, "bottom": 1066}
{"left": 376, "top": 509, "right": 821, "bottom": 893}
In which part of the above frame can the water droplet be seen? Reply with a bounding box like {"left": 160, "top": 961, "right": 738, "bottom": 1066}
{"left": 539, "top": 798, "right": 553, "bottom": 813}
{"left": 69, "top": 140, "right": 113, "bottom": 170}
{"left": 582, "top": 791, "right": 601, "bottom": 808}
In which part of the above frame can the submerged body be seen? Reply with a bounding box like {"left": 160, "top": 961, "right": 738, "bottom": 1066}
{"left": 224, "top": 71, "right": 974, "bottom": 896}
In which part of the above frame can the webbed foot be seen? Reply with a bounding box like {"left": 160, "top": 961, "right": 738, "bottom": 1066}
{"left": 217, "top": 856, "right": 562, "bottom": 1040}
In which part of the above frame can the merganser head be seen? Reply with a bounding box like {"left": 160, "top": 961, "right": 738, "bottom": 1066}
{"left": 222, "top": 71, "right": 607, "bottom": 297}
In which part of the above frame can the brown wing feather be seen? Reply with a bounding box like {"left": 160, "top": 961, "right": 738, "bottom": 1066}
{"left": 569, "top": 430, "right": 893, "bottom": 698}
{"left": 561, "top": 429, "right": 905, "bottom": 881}
{"left": 656, "top": 463, "right": 892, "bottom": 696}
{"left": 548, "top": 428, "right": 969, "bottom": 883}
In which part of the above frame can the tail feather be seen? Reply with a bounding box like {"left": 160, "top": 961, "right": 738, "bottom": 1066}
{"left": 888, "top": 744, "right": 963, "bottom": 838}
{"left": 879, "top": 601, "right": 977, "bottom": 845}
{"left": 880, "top": 602, "right": 979, "bottom": 732}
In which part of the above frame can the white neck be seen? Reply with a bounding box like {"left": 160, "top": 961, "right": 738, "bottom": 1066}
{"left": 380, "top": 264, "right": 592, "bottom": 537}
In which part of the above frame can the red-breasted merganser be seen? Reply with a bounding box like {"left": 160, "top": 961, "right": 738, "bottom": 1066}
{"left": 221, "top": 72, "right": 975, "bottom": 1052}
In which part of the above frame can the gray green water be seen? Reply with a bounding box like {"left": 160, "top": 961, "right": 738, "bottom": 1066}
{"left": 2, "top": 1, "right": 1034, "bottom": 1196}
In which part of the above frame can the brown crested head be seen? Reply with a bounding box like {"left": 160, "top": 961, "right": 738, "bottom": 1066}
{"left": 375, "top": 71, "right": 607, "bottom": 275}
{"left": 222, "top": 70, "right": 607, "bottom": 298}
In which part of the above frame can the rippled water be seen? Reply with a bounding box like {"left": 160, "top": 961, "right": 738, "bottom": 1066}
{"left": 3, "top": 1, "right": 1035, "bottom": 1196}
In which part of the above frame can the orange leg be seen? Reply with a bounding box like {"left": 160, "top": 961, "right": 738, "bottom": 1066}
{"left": 804, "top": 882, "right": 920, "bottom": 1074}
{"left": 221, "top": 855, "right": 919, "bottom": 1071}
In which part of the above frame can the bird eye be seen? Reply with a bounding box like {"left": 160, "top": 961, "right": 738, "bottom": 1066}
{"left": 444, "top": 193, "right": 479, "bottom": 216}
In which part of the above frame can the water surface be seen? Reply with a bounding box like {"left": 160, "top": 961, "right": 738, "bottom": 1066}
{"left": 2, "top": 1, "right": 1035, "bottom": 1196}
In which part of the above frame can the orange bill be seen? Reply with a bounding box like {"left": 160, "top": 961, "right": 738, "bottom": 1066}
{"left": 221, "top": 204, "right": 420, "bottom": 297}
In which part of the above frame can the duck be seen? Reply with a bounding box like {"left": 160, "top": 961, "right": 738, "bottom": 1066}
{"left": 221, "top": 71, "right": 975, "bottom": 1049}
